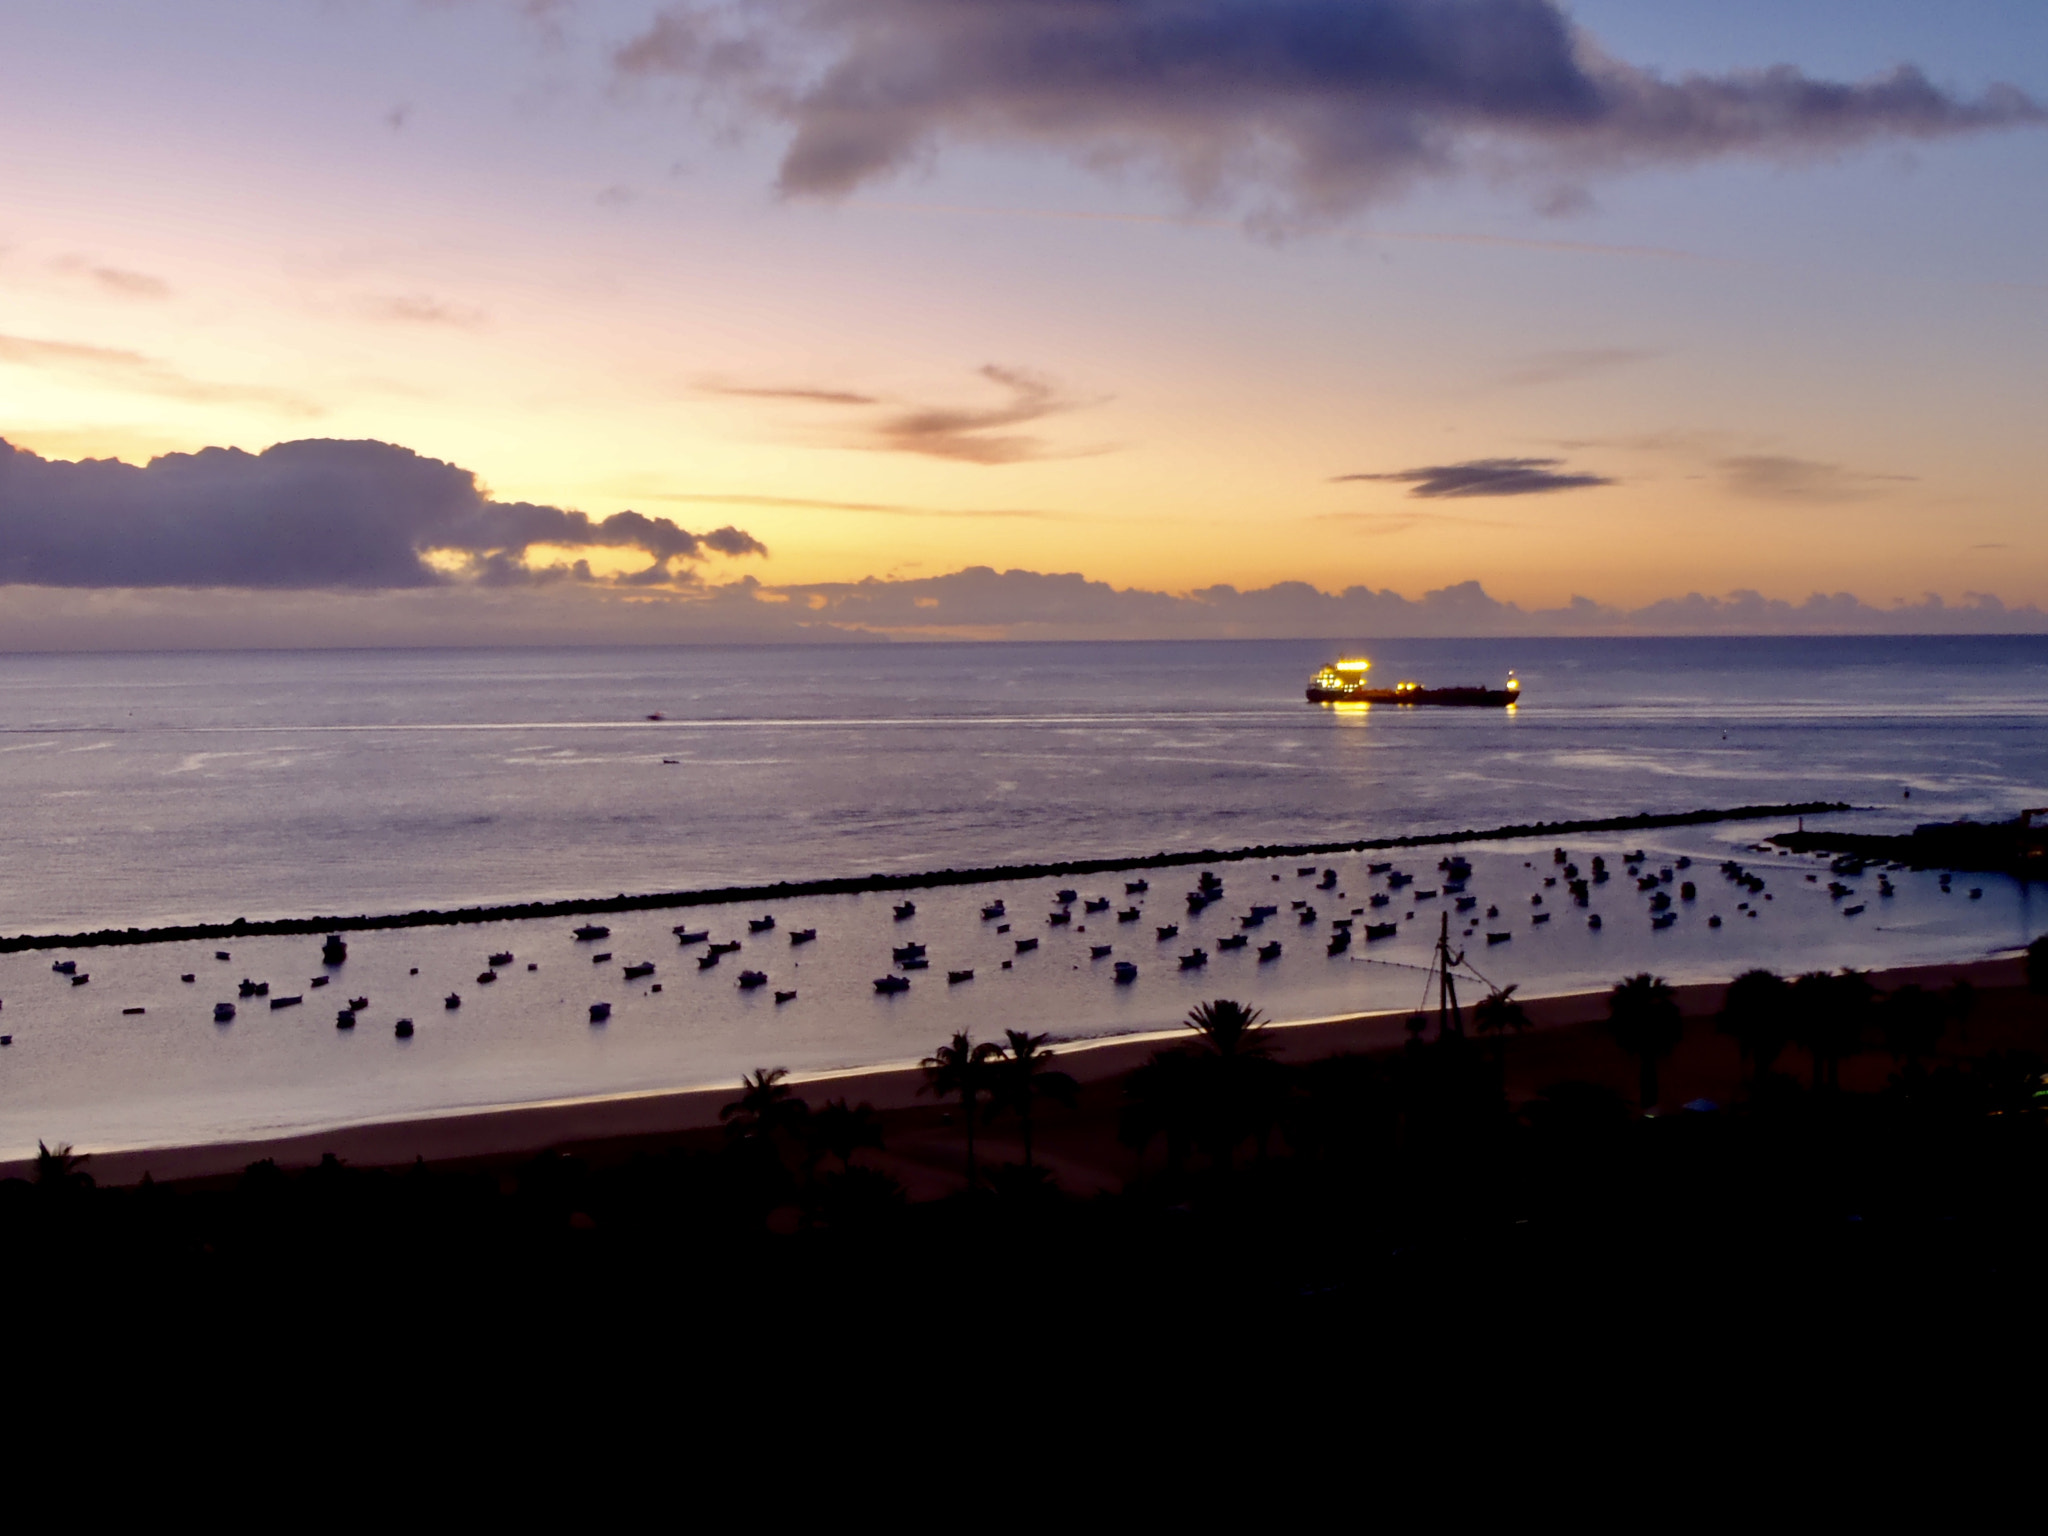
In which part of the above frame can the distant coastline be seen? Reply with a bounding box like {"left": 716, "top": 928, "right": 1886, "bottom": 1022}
{"left": 0, "top": 799, "right": 1848, "bottom": 955}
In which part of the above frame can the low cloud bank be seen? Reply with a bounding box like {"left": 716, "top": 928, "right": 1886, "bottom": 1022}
{"left": 0, "top": 437, "right": 764, "bottom": 590}
{"left": 0, "top": 566, "right": 2041, "bottom": 651}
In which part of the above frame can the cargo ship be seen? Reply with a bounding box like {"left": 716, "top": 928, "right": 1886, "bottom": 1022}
{"left": 1306, "top": 657, "right": 1521, "bottom": 707}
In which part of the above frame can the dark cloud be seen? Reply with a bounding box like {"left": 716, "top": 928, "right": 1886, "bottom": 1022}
{"left": 0, "top": 332, "right": 318, "bottom": 415}
{"left": 704, "top": 383, "right": 881, "bottom": 406}
{"left": 714, "top": 364, "right": 1095, "bottom": 463}
{"left": 1336, "top": 456, "right": 1613, "bottom": 497}
{"left": 871, "top": 365, "right": 1084, "bottom": 463}
{"left": 615, "top": 0, "right": 2042, "bottom": 224}
{"left": 0, "top": 437, "right": 765, "bottom": 590}
{"left": 1719, "top": 454, "right": 1912, "bottom": 503}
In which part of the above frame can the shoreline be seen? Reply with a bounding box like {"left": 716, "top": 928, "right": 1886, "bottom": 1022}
{"left": 13, "top": 952, "right": 2015, "bottom": 1188}
{"left": 0, "top": 798, "right": 1848, "bottom": 954}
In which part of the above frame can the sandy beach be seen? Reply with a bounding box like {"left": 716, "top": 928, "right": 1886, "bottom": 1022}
{"left": 19, "top": 953, "right": 2027, "bottom": 1191}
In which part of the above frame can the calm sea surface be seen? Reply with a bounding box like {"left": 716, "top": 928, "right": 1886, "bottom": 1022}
{"left": 3, "top": 636, "right": 2047, "bottom": 1159}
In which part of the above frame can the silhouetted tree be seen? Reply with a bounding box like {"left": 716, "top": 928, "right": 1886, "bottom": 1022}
{"left": 1718, "top": 968, "right": 1794, "bottom": 1084}
{"left": 2028, "top": 934, "right": 2048, "bottom": 994}
{"left": 1473, "top": 985, "right": 1531, "bottom": 1064}
{"left": 984, "top": 1030, "right": 1078, "bottom": 1171}
{"left": 1607, "top": 973, "right": 1683, "bottom": 1111}
{"left": 922, "top": 1033, "right": 1005, "bottom": 1191}
{"left": 806, "top": 1098, "right": 884, "bottom": 1176}
{"left": 1792, "top": 970, "right": 1874, "bottom": 1093}
{"left": 34, "top": 1141, "right": 93, "bottom": 1192}
{"left": 1881, "top": 984, "right": 1947, "bottom": 1068}
{"left": 721, "top": 1067, "right": 810, "bottom": 1144}
{"left": 1121, "top": 1001, "right": 1290, "bottom": 1174}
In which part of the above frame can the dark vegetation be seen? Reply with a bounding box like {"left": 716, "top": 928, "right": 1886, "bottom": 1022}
{"left": 0, "top": 799, "right": 1845, "bottom": 953}
{"left": 1773, "top": 813, "right": 2048, "bottom": 877}
{"left": 9, "top": 946, "right": 2048, "bottom": 1382}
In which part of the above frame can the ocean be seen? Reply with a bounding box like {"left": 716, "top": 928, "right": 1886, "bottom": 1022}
{"left": 3, "top": 635, "right": 2047, "bottom": 1159}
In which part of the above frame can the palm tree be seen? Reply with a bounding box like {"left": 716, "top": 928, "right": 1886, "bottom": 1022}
{"left": 1718, "top": 968, "right": 1793, "bottom": 1084}
{"left": 1473, "top": 985, "right": 1531, "bottom": 1065}
{"left": 34, "top": 1140, "right": 92, "bottom": 1191}
{"left": 1606, "top": 973, "right": 1682, "bottom": 1112}
{"left": 1183, "top": 999, "right": 1288, "bottom": 1167}
{"left": 720, "top": 1067, "right": 810, "bottom": 1143}
{"left": 1183, "top": 998, "right": 1271, "bottom": 1058}
{"left": 983, "top": 1030, "right": 1079, "bottom": 1170}
{"left": 1792, "top": 970, "right": 1874, "bottom": 1092}
{"left": 2028, "top": 933, "right": 2048, "bottom": 994}
{"left": 921, "top": 1032, "right": 1005, "bottom": 1191}
{"left": 1880, "top": 984, "right": 1946, "bottom": 1068}
{"left": 806, "top": 1097, "right": 884, "bottom": 1176}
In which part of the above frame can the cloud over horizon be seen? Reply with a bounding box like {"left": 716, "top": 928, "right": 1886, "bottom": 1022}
{"left": 1336, "top": 456, "right": 1613, "bottom": 497}
{"left": 616, "top": 0, "right": 2043, "bottom": 225}
{"left": 0, "top": 437, "right": 766, "bottom": 591}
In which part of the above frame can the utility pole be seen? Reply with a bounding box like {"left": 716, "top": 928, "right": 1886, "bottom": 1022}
{"left": 1434, "top": 909, "right": 1464, "bottom": 1036}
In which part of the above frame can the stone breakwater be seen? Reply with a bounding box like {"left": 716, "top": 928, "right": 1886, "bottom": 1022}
{"left": 0, "top": 800, "right": 1850, "bottom": 955}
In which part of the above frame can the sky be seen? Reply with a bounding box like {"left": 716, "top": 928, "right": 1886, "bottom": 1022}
{"left": 2, "top": 0, "right": 2045, "bottom": 644}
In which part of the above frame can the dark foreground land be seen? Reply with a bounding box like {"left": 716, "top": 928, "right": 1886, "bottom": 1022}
{"left": 12, "top": 955, "right": 2048, "bottom": 1403}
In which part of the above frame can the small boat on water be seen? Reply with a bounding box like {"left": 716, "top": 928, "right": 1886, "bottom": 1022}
{"left": 948, "top": 969, "right": 975, "bottom": 984}
{"left": 574, "top": 925, "right": 610, "bottom": 941}
{"left": 1257, "top": 942, "right": 1282, "bottom": 961}
{"left": 1118, "top": 908, "right": 1141, "bottom": 923}
{"left": 709, "top": 940, "right": 743, "bottom": 956}
{"left": 749, "top": 915, "right": 775, "bottom": 933}
{"left": 1047, "top": 911, "right": 1071, "bottom": 926}
{"left": 592, "top": 952, "right": 613, "bottom": 963}
{"left": 310, "top": 976, "right": 329, "bottom": 988}
{"left": 1090, "top": 944, "right": 1113, "bottom": 958}
{"left": 1298, "top": 907, "right": 1318, "bottom": 924}
{"left": 737, "top": 970, "right": 768, "bottom": 989}
{"left": 674, "top": 928, "right": 709, "bottom": 944}
{"left": 789, "top": 928, "right": 817, "bottom": 944}
{"left": 395, "top": 1018, "right": 415, "bottom": 1037}
{"left": 589, "top": 1003, "right": 611, "bottom": 1023}
{"left": 624, "top": 962, "right": 655, "bottom": 979}
{"left": 322, "top": 935, "right": 348, "bottom": 965}
{"left": 336, "top": 1010, "right": 355, "bottom": 1029}
{"left": 1015, "top": 937, "right": 1038, "bottom": 953}
{"left": 1486, "top": 932, "right": 1512, "bottom": 945}
{"left": 893, "top": 943, "right": 927, "bottom": 963}
{"left": 1084, "top": 897, "right": 1110, "bottom": 913}
{"left": 444, "top": 992, "right": 461, "bottom": 1008}
{"left": 489, "top": 952, "right": 514, "bottom": 967}
{"left": 52, "top": 960, "right": 76, "bottom": 975}
{"left": 775, "top": 990, "right": 797, "bottom": 1004}
{"left": 476, "top": 970, "right": 497, "bottom": 984}
{"left": 214, "top": 1003, "right": 236, "bottom": 1022}
{"left": 874, "top": 975, "right": 911, "bottom": 994}
{"left": 893, "top": 901, "right": 916, "bottom": 920}
{"left": 1327, "top": 932, "right": 1351, "bottom": 955}
{"left": 1125, "top": 879, "right": 1149, "bottom": 894}
{"left": 1113, "top": 961, "right": 1138, "bottom": 983}
{"left": 1307, "top": 657, "right": 1522, "bottom": 707}
{"left": 349, "top": 995, "right": 370, "bottom": 1011}
{"left": 981, "top": 901, "right": 1006, "bottom": 920}
{"left": 1055, "top": 889, "right": 1077, "bottom": 905}
{"left": 900, "top": 958, "right": 930, "bottom": 970}
{"left": 1156, "top": 924, "right": 1179, "bottom": 940}
{"left": 698, "top": 952, "right": 723, "bottom": 969}
{"left": 71, "top": 973, "right": 90, "bottom": 986}
{"left": 1365, "top": 923, "right": 1398, "bottom": 940}
{"left": 1217, "top": 933, "right": 1249, "bottom": 951}
{"left": 1179, "top": 949, "right": 1207, "bottom": 970}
